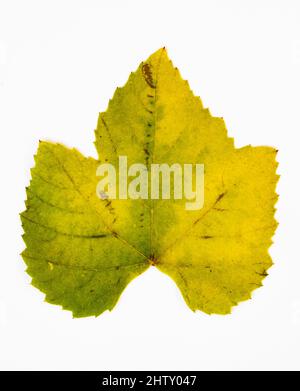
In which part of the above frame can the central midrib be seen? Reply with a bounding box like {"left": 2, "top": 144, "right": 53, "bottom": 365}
{"left": 149, "top": 50, "right": 164, "bottom": 264}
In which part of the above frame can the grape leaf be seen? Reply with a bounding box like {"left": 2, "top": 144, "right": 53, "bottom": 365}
{"left": 21, "top": 48, "right": 278, "bottom": 317}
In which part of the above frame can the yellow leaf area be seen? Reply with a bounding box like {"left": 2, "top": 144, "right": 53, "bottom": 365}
{"left": 21, "top": 48, "right": 278, "bottom": 317}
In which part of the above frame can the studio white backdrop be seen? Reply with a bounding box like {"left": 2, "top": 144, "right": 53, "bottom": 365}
{"left": 0, "top": 0, "right": 300, "bottom": 370}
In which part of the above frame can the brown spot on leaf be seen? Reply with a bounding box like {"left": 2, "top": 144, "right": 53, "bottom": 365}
{"left": 142, "top": 63, "right": 156, "bottom": 89}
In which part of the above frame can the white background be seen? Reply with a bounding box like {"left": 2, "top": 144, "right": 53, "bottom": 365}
{"left": 0, "top": 0, "right": 300, "bottom": 371}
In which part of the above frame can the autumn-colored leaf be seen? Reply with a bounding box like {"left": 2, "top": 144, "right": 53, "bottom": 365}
{"left": 21, "top": 48, "right": 278, "bottom": 317}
